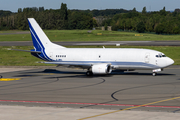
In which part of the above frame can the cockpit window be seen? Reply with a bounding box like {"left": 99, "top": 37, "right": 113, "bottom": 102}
{"left": 156, "top": 53, "right": 166, "bottom": 58}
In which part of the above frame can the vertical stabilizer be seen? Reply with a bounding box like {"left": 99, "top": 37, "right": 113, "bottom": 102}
{"left": 28, "top": 18, "right": 65, "bottom": 51}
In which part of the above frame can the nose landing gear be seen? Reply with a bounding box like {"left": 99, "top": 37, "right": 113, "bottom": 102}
{"left": 152, "top": 72, "right": 157, "bottom": 76}
{"left": 152, "top": 68, "right": 162, "bottom": 76}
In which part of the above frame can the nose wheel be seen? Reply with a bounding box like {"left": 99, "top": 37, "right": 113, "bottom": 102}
{"left": 152, "top": 72, "right": 157, "bottom": 76}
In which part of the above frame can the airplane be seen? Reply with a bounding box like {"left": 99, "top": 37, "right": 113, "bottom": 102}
{"left": 25, "top": 18, "right": 174, "bottom": 76}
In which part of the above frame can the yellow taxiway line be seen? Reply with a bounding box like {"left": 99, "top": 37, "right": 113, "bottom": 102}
{"left": 0, "top": 73, "right": 55, "bottom": 81}
{"left": 0, "top": 78, "right": 21, "bottom": 81}
{"left": 79, "top": 96, "right": 180, "bottom": 120}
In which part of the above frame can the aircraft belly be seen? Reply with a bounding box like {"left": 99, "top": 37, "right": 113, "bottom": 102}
{"left": 112, "top": 62, "right": 159, "bottom": 70}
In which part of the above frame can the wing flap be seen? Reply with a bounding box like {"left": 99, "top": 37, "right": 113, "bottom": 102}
{"left": 44, "top": 61, "right": 113, "bottom": 69}
{"left": 45, "top": 61, "right": 92, "bottom": 69}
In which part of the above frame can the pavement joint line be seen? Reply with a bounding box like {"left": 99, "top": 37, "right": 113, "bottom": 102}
{"left": 78, "top": 96, "right": 180, "bottom": 120}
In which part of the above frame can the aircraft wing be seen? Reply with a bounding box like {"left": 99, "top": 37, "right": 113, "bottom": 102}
{"left": 45, "top": 61, "right": 92, "bottom": 69}
{"left": 44, "top": 61, "right": 111, "bottom": 69}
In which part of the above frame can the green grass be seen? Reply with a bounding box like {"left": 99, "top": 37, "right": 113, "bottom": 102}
{"left": 0, "top": 46, "right": 53, "bottom": 66}
{"left": 1, "top": 30, "right": 180, "bottom": 42}
{"left": 0, "top": 46, "right": 179, "bottom": 66}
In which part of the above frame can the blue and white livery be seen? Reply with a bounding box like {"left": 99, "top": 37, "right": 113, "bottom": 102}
{"left": 28, "top": 18, "right": 174, "bottom": 76}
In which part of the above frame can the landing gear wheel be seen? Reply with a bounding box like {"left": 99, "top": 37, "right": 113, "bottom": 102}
{"left": 152, "top": 72, "right": 157, "bottom": 76}
{"left": 86, "top": 71, "right": 93, "bottom": 76}
{"left": 0, "top": 75, "right": 2, "bottom": 78}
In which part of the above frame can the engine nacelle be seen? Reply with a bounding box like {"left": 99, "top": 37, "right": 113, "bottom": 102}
{"left": 92, "top": 64, "right": 112, "bottom": 74}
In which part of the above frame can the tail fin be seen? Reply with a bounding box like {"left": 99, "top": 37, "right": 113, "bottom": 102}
{"left": 28, "top": 18, "right": 65, "bottom": 51}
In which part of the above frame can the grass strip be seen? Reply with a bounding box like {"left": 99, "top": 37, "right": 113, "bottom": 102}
{"left": 0, "top": 30, "right": 180, "bottom": 42}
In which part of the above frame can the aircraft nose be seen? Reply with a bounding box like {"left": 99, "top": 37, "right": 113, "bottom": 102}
{"left": 167, "top": 57, "right": 174, "bottom": 66}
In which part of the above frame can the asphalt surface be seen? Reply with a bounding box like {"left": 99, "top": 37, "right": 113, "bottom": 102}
{"left": 0, "top": 31, "right": 30, "bottom": 35}
{"left": 1, "top": 41, "right": 180, "bottom": 46}
{"left": 0, "top": 67, "right": 180, "bottom": 112}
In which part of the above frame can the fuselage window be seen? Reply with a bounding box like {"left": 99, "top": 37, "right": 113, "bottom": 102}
{"left": 56, "top": 55, "right": 66, "bottom": 57}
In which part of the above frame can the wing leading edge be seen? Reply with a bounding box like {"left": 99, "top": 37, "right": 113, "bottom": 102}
{"left": 45, "top": 61, "right": 112, "bottom": 69}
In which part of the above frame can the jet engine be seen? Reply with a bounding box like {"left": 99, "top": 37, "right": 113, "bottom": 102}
{"left": 92, "top": 64, "right": 112, "bottom": 74}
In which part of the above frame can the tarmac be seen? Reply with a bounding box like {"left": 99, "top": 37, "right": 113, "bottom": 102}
{"left": 0, "top": 66, "right": 180, "bottom": 120}
{"left": 1, "top": 31, "right": 180, "bottom": 119}
{"left": 1, "top": 40, "right": 180, "bottom": 46}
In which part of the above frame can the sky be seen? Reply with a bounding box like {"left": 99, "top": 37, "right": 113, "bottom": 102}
{"left": 1, "top": 0, "right": 180, "bottom": 12}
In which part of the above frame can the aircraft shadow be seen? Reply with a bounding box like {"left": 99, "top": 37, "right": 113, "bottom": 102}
{"left": 113, "top": 72, "right": 175, "bottom": 76}
{"left": 13, "top": 69, "right": 175, "bottom": 78}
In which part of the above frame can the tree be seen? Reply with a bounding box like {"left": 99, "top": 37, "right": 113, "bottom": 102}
{"left": 92, "top": 18, "right": 98, "bottom": 27}
{"left": 60, "top": 3, "right": 68, "bottom": 20}
{"left": 173, "top": 26, "right": 180, "bottom": 34}
{"left": 137, "top": 21, "right": 145, "bottom": 33}
{"left": 18, "top": 8, "right": 22, "bottom": 13}
{"left": 160, "top": 7, "right": 167, "bottom": 16}
{"left": 142, "top": 7, "right": 147, "bottom": 14}
{"left": 132, "top": 7, "right": 136, "bottom": 12}
{"left": 105, "top": 23, "right": 108, "bottom": 30}
{"left": 39, "top": 7, "right": 44, "bottom": 12}
{"left": 146, "top": 18, "right": 154, "bottom": 32}
{"left": 60, "top": 3, "right": 68, "bottom": 29}
{"left": 155, "top": 23, "right": 165, "bottom": 34}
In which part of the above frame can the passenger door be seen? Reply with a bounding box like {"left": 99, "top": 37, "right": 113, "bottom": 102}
{"left": 145, "top": 53, "right": 150, "bottom": 63}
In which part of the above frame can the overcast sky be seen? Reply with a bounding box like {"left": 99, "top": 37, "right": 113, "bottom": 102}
{"left": 1, "top": 0, "right": 180, "bottom": 12}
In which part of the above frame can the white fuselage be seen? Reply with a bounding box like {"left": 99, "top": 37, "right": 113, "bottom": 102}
{"left": 46, "top": 48, "right": 174, "bottom": 70}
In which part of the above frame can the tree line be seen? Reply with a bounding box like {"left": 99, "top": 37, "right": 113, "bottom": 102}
{"left": 0, "top": 4, "right": 134, "bottom": 30}
{"left": 1, "top": 4, "right": 180, "bottom": 34}
{"left": 0, "top": 10, "right": 12, "bottom": 17}
{"left": 103, "top": 7, "right": 180, "bottom": 34}
{"left": 71, "top": 9, "right": 131, "bottom": 17}
{"left": 0, "top": 3, "right": 96, "bottom": 30}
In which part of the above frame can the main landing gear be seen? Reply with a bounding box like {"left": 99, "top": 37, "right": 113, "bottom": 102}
{"left": 86, "top": 71, "right": 93, "bottom": 76}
